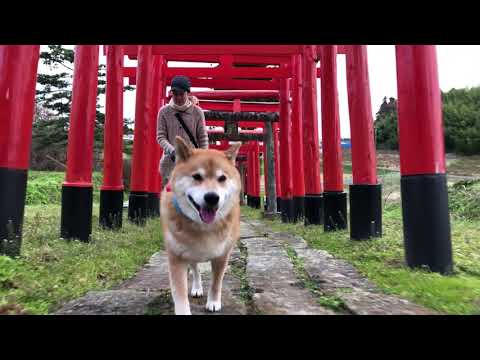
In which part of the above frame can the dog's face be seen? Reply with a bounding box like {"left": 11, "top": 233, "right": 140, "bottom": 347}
{"left": 170, "top": 137, "right": 241, "bottom": 225}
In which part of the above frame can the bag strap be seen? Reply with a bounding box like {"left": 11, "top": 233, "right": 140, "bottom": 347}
{"left": 174, "top": 112, "right": 199, "bottom": 149}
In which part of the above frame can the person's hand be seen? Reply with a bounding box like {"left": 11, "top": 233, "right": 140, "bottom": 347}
{"left": 170, "top": 150, "right": 176, "bottom": 163}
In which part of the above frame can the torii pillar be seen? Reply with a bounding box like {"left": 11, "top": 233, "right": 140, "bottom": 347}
{"left": 273, "top": 123, "right": 282, "bottom": 213}
{"left": 320, "top": 45, "right": 347, "bottom": 232}
{"left": 251, "top": 141, "right": 261, "bottom": 208}
{"left": 291, "top": 54, "right": 306, "bottom": 222}
{"left": 146, "top": 55, "right": 165, "bottom": 218}
{"left": 395, "top": 45, "right": 453, "bottom": 274}
{"left": 60, "top": 45, "right": 99, "bottom": 241}
{"left": 279, "top": 78, "right": 294, "bottom": 222}
{"left": 128, "top": 45, "right": 154, "bottom": 225}
{"left": 99, "top": 45, "right": 125, "bottom": 229}
{"left": 0, "top": 45, "right": 40, "bottom": 256}
{"left": 346, "top": 45, "right": 382, "bottom": 240}
{"left": 302, "top": 45, "right": 324, "bottom": 226}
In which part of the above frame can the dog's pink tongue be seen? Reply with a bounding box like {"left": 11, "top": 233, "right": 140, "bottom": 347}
{"left": 200, "top": 207, "right": 216, "bottom": 224}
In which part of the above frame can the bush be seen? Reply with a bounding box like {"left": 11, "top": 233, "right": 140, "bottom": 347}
{"left": 26, "top": 171, "right": 104, "bottom": 205}
{"left": 26, "top": 172, "right": 64, "bottom": 205}
{"left": 449, "top": 180, "right": 480, "bottom": 220}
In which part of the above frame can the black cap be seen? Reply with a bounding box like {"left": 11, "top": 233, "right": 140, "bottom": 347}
{"left": 171, "top": 75, "right": 191, "bottom": 93}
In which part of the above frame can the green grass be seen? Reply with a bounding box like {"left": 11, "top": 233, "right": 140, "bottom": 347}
{"left": 448, "top": 180, "right": 480, "bottom": 221}
{"left": 0, "top": 204, "right": 163, "bottom": 315}
{"left": 3, "top": 170, "right": 479, "bottom": 315}
{"left": 241, "top": 202, "right": 480, "bottom": 315}
{"left": 27, "top": 171, "right": 105, "bottom": 205}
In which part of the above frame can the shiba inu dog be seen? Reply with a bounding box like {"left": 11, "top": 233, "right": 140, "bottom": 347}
{"left": 160, "top": 136, "right": 242, "bottom": 315}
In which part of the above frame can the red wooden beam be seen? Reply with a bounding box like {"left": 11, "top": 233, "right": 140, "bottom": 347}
{"left": 124, "top": 66, "right": 320, "bottom": 82}
{"left": 123, "top": 67, "right": 135, "bottom": 78}
{"left": 207, "top": 130, "right": 263, "bottom": 135}
{"left": 209, "top": 144, "right": 260, "bottom": 154}
{"left": 232, "top": 55, "right": 290, "bottom": 65}
{"left": 205, "top": 120, "right": 266, "bottom": 128}
{"left": 195, "top": 100, "right": 279, "bottom": 113}
{"left": 129, "top": 75, "right": 279, "bottom": 90}
{"left": 124, "top": 52, "right": 291, "bottom": 64}
{"left": 164, "top": 65, "right": 290, "bottom": 79}
{"left": 188, "top": 90, "right": 279, "bottom": 100}
{"left": 165, "top": 76, "right": 280, "bottom": 88}
{"left": 121, "top": 45, "right": 302, "bottom": 56}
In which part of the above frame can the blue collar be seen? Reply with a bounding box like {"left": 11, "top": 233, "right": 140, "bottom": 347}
{"left": 172, "top": 195, "right": 185, "bottom": 217}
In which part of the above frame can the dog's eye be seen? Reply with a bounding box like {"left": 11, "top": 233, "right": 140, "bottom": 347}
{"left": 218, "top": 175, "right": 227, "bottom": 183}
{"left": 192, "top": 174, "right": 203, "bottom": 181}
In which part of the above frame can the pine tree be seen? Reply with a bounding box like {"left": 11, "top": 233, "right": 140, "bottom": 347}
{"left": 374, "top": 96, "right": 399, "bottom": 150}
{"left": 32, "top": 45, "right": 134, "bottom": 170}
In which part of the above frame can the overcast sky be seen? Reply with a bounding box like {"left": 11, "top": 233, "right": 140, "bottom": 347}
{"left": 39, "top": 45, "right": 480, "bottom": 138}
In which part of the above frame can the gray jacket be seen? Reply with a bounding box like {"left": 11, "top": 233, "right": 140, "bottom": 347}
{"left": 156, "top": 104, "right": 209, "bottom": 179}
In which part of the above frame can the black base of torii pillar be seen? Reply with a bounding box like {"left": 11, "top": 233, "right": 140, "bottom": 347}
{"left": 349, "top": 184, "right": 382, "bottom": 240}
{"left": 99, "top": 189, "right": 124, "bottom": 230}
{"left": 304, "top": 194, "right": 324, "bottom": 226}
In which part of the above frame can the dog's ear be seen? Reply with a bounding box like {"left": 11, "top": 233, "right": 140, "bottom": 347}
{"left": 175, "top": 136, "right": 193, "bottom": 163}
{"left": 224, "top": 142, "right": 241, "bottom": 163}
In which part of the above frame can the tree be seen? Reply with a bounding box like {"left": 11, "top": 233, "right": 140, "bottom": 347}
{"left": 442, "top": 88, "right": 480, "bottom": 155}
{"left": 374, "top": 88, "right": 480, "bottom": 155}
{"left": 32, "top": 45, "right": 134, "bottom": 170}
{"left": 374, "top": 97, "right": 399, "bottom": 150}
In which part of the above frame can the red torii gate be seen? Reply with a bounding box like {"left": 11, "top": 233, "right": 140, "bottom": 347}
{"left": 119, "top": 45, "right": 356, "bottom": 236}
{"left": 0, "top": 44, "right": 453, "bottom": 275}
{"left": 121, "top": 49, "right": 324, "bottom": 223}
{"left": 121, "top": 57, "right": 282, "bottom": 220}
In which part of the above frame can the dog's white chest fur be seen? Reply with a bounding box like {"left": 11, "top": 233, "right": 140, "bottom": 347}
{"left": 165, "top": 229, "right": 231, "bottom": 263}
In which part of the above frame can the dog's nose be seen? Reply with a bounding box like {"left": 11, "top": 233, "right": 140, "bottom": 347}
{"left": 204, "top": 192, "right": 220, "bottom": 207}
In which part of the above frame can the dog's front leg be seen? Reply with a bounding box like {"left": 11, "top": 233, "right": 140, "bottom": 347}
{"left": 168, "top": 255, "right": 191, "bottom": 315}
{"left": 190, "top": 263, "right": 203, "bottom": 297}
{"left": 206, "top": 252, "right": 230, "bottom": 312}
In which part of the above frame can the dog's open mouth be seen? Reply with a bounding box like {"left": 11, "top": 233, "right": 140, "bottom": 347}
{"left": 188, "top": 195, "right": 217, "bottom": 224}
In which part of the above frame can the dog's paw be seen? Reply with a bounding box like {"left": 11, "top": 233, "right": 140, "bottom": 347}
{"left": 176, "top": 309, "right": 192, "bottom": 315}
{"left": 205, "top": 300, "right": 222, "bottom": 312}
{"left": 175, "top": 305, "right": 192, "bottom": 315}
{"left": 191, "top": 287, "right": 204, "bottom": 298}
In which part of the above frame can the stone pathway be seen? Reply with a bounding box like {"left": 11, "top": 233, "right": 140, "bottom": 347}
{"left": 55, "top": 218, "right": 435, "bottom": 315}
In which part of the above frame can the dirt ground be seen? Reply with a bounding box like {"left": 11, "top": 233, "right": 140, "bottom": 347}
{"left": 344, "top": 149, "right": 480, "bottom": 177}
{"left": 258, "top": 149, "right": 480, "bottom": 205}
